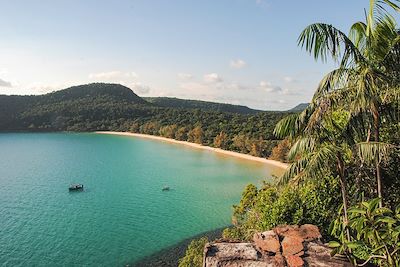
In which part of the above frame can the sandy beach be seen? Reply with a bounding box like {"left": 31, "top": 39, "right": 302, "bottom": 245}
{"left": 96, "top": 131, "right": 289, "bottom": 170}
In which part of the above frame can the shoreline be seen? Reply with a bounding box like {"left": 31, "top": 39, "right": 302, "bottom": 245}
{"left": 131, "top": 227, "right": 225, "bottom": 267}
{"left": 95, "top": 131, "right": 288, "bottom": 170}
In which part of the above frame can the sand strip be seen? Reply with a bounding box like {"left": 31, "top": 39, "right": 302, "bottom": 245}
{"left": 95, "top": 131, "right": 288, "bottom": 170}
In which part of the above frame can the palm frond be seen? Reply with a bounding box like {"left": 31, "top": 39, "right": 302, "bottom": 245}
{"left": 367, "top": 0, "right": 400, "bottom": 37}
{"left": 273, "top": 113, "right": 303, "bottom": 139}
{"left": 349, "top": 22, "right": 367, "bottom": 50}
{"left": 357, "top": 141, "right": 394, "bottom": 164}
{"left": 287, "top": 137, "right": 316, "bottom": 161}
{"left": 298, "top": 23, "right": 365, "bottom": 67}
{"left": 278, "top": 143, "right": 339, "bottom": 185}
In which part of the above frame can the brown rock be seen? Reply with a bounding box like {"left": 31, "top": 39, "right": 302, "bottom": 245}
{"left": 285, "top": 255, "right": 304, "bottom": 267}
{"left": 273, "top": 254, "right": 286, "bottom": 267}
{"left": 298, "top": 224, "right": 321, "bottom": 241}
{"left": 303, "top": 242, "right": 353, "bottom": 267}
{"left": 204, "top": 242, "right": 260, "bottom": 267}
{"left": 273, "top": 225, "right": 299, "bottom": 238}
{"left": 253, "top": 231, "right": 280, "bottom": 254}
{"left": 281, "top": 236, "right": 304, "bottom": 256}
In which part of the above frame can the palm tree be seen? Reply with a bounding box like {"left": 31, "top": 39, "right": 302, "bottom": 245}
{"left": 274, "top": 109, "right": 353, "bottom": 241}
{"left": 296, "top": 0, "right": 399, "bottom": 206}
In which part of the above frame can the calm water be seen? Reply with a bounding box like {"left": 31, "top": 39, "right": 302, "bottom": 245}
{"left": 0, "top": 133, "right": 283, "bottom": 266}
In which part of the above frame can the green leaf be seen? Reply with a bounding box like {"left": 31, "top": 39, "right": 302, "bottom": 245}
{"left": 377, "top": 216, "right": 396, "bottom": 224}
{"left": 346, "top": 241, "right": 363, "bottom": 249}
{"left": 348, "top": 208, "right": 367, "bottom": 214}
{"left": 328, "top": 241, "right": 342, "bottom": 248}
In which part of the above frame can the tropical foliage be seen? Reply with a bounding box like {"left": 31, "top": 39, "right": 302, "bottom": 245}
{"left": 178, "top": 237, "right": 209, "bottom": 267}
{"left": 330, "top": 198, "right": 400, "bottom": 266}
{"left": 222, "top": 176, "right": 341, "bottom": 241}
{"left": 220, "top": 1, "right": 399, "bottom": 266}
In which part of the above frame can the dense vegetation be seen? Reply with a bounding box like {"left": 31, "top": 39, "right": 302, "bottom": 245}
{"left": 0, "top": 83, "right": 289, "bottom": 158}
{"left": 144, "top": 97, "right": 261, "bottom": 114}
{"left": 181, "top": 0, "right": 400, "bottom": 266}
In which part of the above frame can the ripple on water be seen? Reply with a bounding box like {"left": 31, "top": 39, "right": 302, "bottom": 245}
{"left": 0, "top": 133, "right": 283, "bottom": 266}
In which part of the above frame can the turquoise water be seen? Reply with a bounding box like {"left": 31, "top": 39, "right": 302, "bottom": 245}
{"left": 0, "top": 133, "right": 283, "bottom": 266}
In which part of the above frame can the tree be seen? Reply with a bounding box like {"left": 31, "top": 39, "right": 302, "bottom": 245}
{"left": 297, "top": 0, "right": 400, "bottom": 206}
{"left": 274, "top": 110, "right": 354, "bottom": 241}
{"left": 213, "top": 131, "right": 228, "bottom": 148}
{"left": 270, "top": 139, "right": 290, "bottom": 162}
{"left": 187, "top": 125, "right": 203, "bottom": 144}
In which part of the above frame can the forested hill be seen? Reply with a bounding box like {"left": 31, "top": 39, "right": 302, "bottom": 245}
{"left": 144, "top": 97, "right": 261, "bottom": 114}
{"left": 288, "top": 103, "right": 308, "bottom": 112}
{"left": 0, "top": 83, "right": 291, "bottom": 158}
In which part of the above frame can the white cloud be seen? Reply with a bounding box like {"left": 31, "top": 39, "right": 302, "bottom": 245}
{"left": 130, "top": 82, "right": 150, "bottom": 94}
{"left": 259, "top": 81, "right": 282, "bottom": 93}
{"left": 284, "top": 76, "right": 298, "bottom": 83}
{"left": 204, "top": 73, "right": 223, "bottom": 83}
{"left": 230, "top": 59, "right": 247, "bottom": 69}
{"left": 0, "top": 78, "right": 12, "bottom": 87}
{"left": 88, "top": 71, "right": 138, "bottom": 80}
{"left": 177, "top": 73, "right": 193, "bottom": 80}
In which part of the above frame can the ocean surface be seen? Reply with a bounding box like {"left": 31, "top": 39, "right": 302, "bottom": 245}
{"left": 0, "top": 133, "right": 283, "bottom": 266}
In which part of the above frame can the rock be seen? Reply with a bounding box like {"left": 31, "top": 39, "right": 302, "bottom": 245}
{"left": 204, "top": 242, "right": 260, "bottom": 267}
{"left": 273, "top": 225, "right": 299, "bottom": 238}
{"left": 253, "top": 231, "right": 280, "bottom": 254}
{"left": 204, "top": 225, "right": 352, "bottom": 267}
{"left": 273, "top": 254, "right": 286, "bottom": 267}
{"left": 298, "top": 224, "right": 321, "bottom": 241}
{"left": 281, "top": 236, "right": 304, "bottom": 256}
{"left": 285, "top": 255, "right": 304, "bottom": 267}
{"left": 303, "top": 242, "right": 353, "bottom": 267}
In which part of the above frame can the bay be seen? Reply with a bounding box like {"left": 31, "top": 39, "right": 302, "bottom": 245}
{"left": 0, "top": 133, "right": 283, "bottom": 266}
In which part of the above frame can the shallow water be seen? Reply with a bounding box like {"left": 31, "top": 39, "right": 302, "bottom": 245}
{"left": 0, "top": 133, "right": 283, "bottom": 266}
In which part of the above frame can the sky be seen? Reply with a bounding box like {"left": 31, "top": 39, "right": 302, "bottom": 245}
{"left": 0, "top": 0, "right": 383, "bottom": 110}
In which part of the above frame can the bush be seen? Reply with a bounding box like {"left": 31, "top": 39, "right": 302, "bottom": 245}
{"left": 329, "top": 198, "right": 400, "bottom": 266}
{"left": 178, "top": 237, "right": 208, "bottom": 267}
{"left": 223, "top": 176, "right": 341, "bottom": 240}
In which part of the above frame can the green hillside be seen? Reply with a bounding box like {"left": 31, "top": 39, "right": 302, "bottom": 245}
{"left": 144, "top": 97, "right": 261, "bottom": 114}
{"left": 288, "top": 103, "right": 308, "bottom": 112}
{"left": 0, "top": 83, "right": 289, "bottom": 158}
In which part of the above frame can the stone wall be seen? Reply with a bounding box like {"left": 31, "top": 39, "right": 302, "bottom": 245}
{"left": 203, "top": 224, "right": 352, "bottom": 267}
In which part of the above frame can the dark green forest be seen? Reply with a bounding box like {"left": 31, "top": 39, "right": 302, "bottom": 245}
{"left": 0, "top": 83, "right": 290, "bottom": 158}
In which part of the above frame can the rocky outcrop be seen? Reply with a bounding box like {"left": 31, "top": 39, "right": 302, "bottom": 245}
{"left": 203, "top": 224, "right": 352, "bottom": 267}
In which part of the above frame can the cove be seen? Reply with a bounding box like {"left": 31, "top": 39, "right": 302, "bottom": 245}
{"left": 0, "top": 133, "right": 284, "bottom": 266}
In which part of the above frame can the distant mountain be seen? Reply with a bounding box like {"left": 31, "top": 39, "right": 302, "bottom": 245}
{"left": 288, "top": 103, "right": 308, "bottom": 112}
{"left": 0, "top": 82, "right": 289, "bottom": 157}
{"left": 0, "top": 83, "right": 150, "bottom": 131}
{"left": 40, "top": 83, "right": 148, "bottom": 105}
{"left": 144, "top": 97, "right": 262, "bottom": 114}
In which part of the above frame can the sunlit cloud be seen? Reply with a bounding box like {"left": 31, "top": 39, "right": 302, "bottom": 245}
{"left": 203, "top": 73, "right": 223, "bottom": 83}
{"left": 0, "top": 78, "right": 12, "bottom": 88}
{"left": 89, "top": 71, "right": 138, "bottom": 80}
{"left": 230, "top": 59, "right": 247, "bottom": 69}
{"left": 177, "top": 73, "right": 193, "bottom": 80}
{"left": 259, "top": 80, "right": 282, "bottom": 93}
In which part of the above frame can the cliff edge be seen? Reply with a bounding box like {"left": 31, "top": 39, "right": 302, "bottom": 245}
{"left": 203, "top": 224, "right": 352, "bottom": 267}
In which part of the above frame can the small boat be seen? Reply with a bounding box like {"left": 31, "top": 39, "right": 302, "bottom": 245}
{"left": 162, "top": 186, "right": 170, "bottom": 191}
{"left": 69, "top": 184, "right": 84, "bottom": 191}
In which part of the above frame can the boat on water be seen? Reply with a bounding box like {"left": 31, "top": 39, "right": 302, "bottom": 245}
{"left": 69, "top": 184, "right": 84, "bottom": 191}
{"left": 162, "top": 186, "right": 170, "bottom": 191}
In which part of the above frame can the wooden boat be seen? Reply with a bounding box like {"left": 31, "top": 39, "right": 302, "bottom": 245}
{"left": 162, "top": 186, "right": 170, "bottom": 191}
{"left": 69, "top": 184, "right": 84, "bottom": 191}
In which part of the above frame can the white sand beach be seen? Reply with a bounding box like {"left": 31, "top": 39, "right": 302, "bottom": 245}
{"left": 96, "top": 131, "right": 289, "bottom": 170}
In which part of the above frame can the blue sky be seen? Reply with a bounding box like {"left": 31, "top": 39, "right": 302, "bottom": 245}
{"left": 0, "top": 0, "right": 387, "bottom": 110}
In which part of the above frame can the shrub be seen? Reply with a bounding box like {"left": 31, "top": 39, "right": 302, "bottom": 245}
{"left": 223, "top": 176, "right": 341, "bottom": 240}
{"left": 329, "top": 198, "right": 400, "bottom": 266}
{"left": 178, "top": 237, "right": 208, "bottom": 267}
